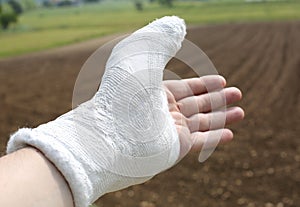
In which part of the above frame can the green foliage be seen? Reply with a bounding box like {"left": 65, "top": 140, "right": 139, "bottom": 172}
{"left": 56, "top": 0, "right": 74, "bottom": 7}
{"left": 8, "top": 0, "right": 23, "bottom": 14}
{"left": 84, "top": 0, "right": 101, "bottom": 3}
{"left": 1, "top": 0, "right": 300, "bottom": 57}
{"left": 0, "top": 11, "right": 17, "bottom": 29}
{"left": 0, "top": 2, "right": 19, "bottom": 30}
{"left": 20, "top": 0, "right": 37, "bottom": 11}
{"left": 43, "top": 1, "right": 53, "bottom": 8}
{"left": 134, "top": 0, "right": 143, "bottom": 11}
{"left": 158, "top": 0, "right": 173, "bottom": 7}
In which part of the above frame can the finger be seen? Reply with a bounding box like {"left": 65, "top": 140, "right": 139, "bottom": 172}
{"left": 164, "top": 88, "right": 180, "bottom": 112}
{"left": 163, "top": 75, "right": 226, "bottom": 101}
{"left": 178, "top": 87, "right": 242, "bottom": 117}
{"left": 188, "top": 107, "right": 245, "bottom": 132}
{"left": 190, "top": 128, "right": 233, "bottom": 152}
{"left": 225, "top": 106, "right": 245, "bottom": 125}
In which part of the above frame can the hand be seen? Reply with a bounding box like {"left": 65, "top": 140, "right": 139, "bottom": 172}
{"left": 163, "top": 75, "right": 244, "bottom": 159}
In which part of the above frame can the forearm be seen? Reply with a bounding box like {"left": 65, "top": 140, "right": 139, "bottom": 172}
{"left": 0, "top": 147, "right": 73, "bottom": 207}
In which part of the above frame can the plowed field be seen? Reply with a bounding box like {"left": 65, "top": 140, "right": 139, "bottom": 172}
{"left": 0, "top": 22, "right": 299, "bottom": 207}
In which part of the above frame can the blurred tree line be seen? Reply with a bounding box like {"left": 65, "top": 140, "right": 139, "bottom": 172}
{"left": 0, "top": 0, "right": 22, "bottom": 29}
{"left": 135, "top": 0, "right": 173, "bottom": 11}
{"left": 0, "top": 0, "right": 39, "bottom": 29}
{"left": 0, "top": 0, "right": 175, "bottom": 30}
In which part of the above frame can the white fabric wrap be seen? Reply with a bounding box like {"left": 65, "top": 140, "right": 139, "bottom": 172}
{"left": 7, "top": 16, "right": 186, "bottom": 207}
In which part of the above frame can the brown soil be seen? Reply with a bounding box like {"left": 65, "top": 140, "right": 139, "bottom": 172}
{"left": 0, "top": 22, "right": 299, "bottom": 207}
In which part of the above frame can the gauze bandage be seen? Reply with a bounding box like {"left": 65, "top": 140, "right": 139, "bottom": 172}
{"left": 7, "top": 16, "right": 186, "bottom": 207}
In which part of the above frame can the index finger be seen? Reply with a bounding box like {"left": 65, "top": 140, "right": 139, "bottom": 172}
{"left": 163, "top": 75, "right": 226, "bottom": 101}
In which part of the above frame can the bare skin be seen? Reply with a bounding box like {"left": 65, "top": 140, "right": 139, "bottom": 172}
{"left": 0, "top": 147, "right": 74, "bottom": 207}
{"left": 0, "top": 76, "right": 244, "bottom": 207}
{"left": 164, "top": 75, "right": 244, "bottom": 158}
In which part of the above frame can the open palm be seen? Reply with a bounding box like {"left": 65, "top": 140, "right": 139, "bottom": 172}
{"left": 163, "top": 75, "right": 244, "bottom": 159}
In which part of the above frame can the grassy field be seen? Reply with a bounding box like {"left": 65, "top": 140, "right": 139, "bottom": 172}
{"left": 0, "top": 0, "right": 300, "bottom": 58}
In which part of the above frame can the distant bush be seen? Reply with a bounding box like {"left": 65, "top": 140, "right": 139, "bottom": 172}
{"left": 56, "top": 0, "right": 74, "bottom": 7}
{"left": 43, "top": 1, "right": 53, "bottom": 7}
{"left": 84, "top": 0, "right": 101, "bottom": 3}
{"left": 158, "top": 0, "right": 173, "bottom": 7}
{"left": 0, "top": 3, "right": 19, "bottom": 30}
{"left": 21, "top": 0, "right": 37, "bottom": 11}
{"left": 134, "top": 0, "right": 143, "bottom": 11}
{"left": 0, "top": 11, "right": 17, "bottom": 29}
{"left": 8, "top": 0, "right": 23, "bottom": 14}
